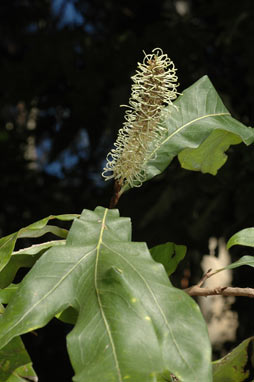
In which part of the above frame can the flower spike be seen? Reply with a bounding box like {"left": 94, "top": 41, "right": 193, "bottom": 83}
{"left": 102, "top": 48, "right": 179, "bottom": 195}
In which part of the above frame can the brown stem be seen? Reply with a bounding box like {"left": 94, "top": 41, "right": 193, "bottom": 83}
{"left": 196, "top": 268, "right": 213, "bottom": 287}
{"left": 185, "top": 286, "right": 254, "bottom": 298}
{"left": 109, "top": 180, "right": 122, "bottom": 209}
{"left": 184, "top": 268, "right": 254, "bottom": 298}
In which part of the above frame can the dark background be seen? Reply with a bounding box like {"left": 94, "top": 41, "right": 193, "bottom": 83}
{"left": 1, "top": 0, "right": 254, "bottom": 380}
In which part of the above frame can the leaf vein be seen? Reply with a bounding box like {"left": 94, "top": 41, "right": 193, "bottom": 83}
{"left": 2, "top": 248, "right": 95, "bottom": 338}
{"left": 102, "top": 242, "right": 197, "bottom": 379}
{"left": 149, "top": 112, "right": 230, "bottom": 160}
{"left": 95, "top": 209, "right": 123, "bottom": 382}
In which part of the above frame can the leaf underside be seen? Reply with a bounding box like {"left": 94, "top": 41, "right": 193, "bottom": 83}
{"left": 0, "top": 207, "right": 212, "bottom": 382}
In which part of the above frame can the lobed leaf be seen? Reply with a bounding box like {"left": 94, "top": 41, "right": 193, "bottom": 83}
{"left": 0, "top": 207, "right": 212, "bottom": 382}
{"left": 178, "top": 129, "right": 241, "bottom": 175}
{"left": 212, "top": 337, "right": 254, "bottom": 382}
{"left": 121, "top": 75, "right": 254, "bottom": 192}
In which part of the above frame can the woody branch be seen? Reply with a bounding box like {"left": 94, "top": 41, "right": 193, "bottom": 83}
{"left": 184, "top": 268, "right": 254, "bottom": 298}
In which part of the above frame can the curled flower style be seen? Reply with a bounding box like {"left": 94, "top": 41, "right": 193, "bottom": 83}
{"left": 102, "top": 48, "right": 179, "bottom": 189}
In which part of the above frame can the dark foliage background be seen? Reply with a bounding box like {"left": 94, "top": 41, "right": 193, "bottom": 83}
{"left": 0, "top": 0, "right": 254, "bottom": 380}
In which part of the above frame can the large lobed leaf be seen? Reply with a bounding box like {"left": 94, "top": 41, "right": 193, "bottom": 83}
{"left": 121, "top": 75, "right": 254, "bottom": 191}
{"left": 0, "top": 207, "right": 212, "bottom": 382}
{"left": 155, "top": 75, "right": 254, "bottom": 177}
{"left": 179, "top": 129, "right": 241, "bottom": 175}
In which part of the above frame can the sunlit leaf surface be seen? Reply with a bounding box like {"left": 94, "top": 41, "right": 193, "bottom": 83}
{"left": 121, "top": 76, "right": 254, "bottom": 192}
{"left": 0, "top": 207, "right": 212, "bottom": 382}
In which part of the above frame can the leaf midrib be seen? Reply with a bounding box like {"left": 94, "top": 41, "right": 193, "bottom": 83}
{"left": 95, "top": 209, "right": 123, "bottom": 382}
{"left": 148, "top": 112, "right": 230, "bottom": 161}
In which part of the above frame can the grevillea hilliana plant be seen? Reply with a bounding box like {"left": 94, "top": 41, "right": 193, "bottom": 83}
{"left": 1, "top": 47, "right": 254, "bottom": 382}
{"left": 102, "top": 48, "right": 179, "bottom": 194}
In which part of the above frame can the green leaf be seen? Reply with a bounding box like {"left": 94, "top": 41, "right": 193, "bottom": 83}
{"left": 0, "top": 240, "right": 66, "bottom": 289}
{"left": 227, "top": 228, "right": 254, "bottom": 249}
{"left": 0, "top": 309, "right": 37, "bottom": 382}
{"left": 55, "top": 306, "right": 78, "bottom": 325}
{"left": 0, "top": 282, "right": 78, "bottom": 324}
{"left": 5, "top": 362, "right": 38, "bottom": 382}
{"left": 0, "top": 234, "right": 18, "bottom": 274}
{"left": 18, "top": 225, "right": 68, "bottom": 239}
{"left": 12, "top": 240, "right": 66, "bottom": 256}
{"left": 122, "top": 75, "right": 254, "bottom": 191}
{"left": 156, "top": 370, "right": 177, "bottom": 381}
{"left": 0, "top": 284, "right": 18, "bottom": 304}
{"left": 211, "top": 255, "right": 254, "bottom": 274}
{"left": 213, "top": 337, "right": 254, "bottom": 382}
{"left": 178, "top": 129, "right": 241, "bottom": 175}
{"left": 0, "top": 207, "right": 212, "bottom": 382}
{"left": 150, "top": 242, "right": 186, "bottom": 276}
{"left": 0, "top": 214, "right": 79, "bottom": 275}
{"left": 224, "top": 255, "right": 254, "bottom": 270}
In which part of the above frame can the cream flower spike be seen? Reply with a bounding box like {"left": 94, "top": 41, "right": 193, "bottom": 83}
{"left": 102, "top": 48, "right": 179, "bottom": 192}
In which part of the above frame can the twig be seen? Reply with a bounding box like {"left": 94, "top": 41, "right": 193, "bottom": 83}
{"left": 184, "top": 268, "right": 254, "bottom": 298}
{"left": 196, "top": 268, "right": 213, "bottom": 287}
{"left": 184, "top": 268, "right": 213, "bottom": 293}
{"left": 185, "top": 286, "right": 254, "bottom": 298}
